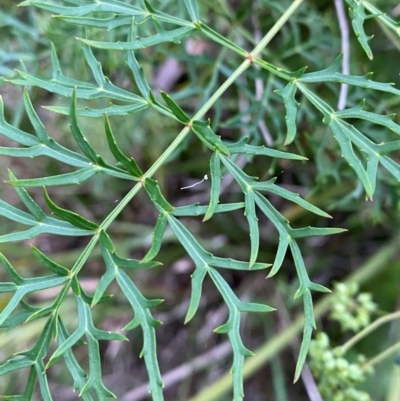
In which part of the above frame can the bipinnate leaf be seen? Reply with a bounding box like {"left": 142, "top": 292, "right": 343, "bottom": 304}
{"left": 192, "top": 120, "right": 231, "bottom": 156}
{"left": 275, "top": 81, "right": 299, "bottom": 145}
{"left": 297, "top": 80, "right": 400, "bottom": 198}
{"left": 43, "top": 187, "right": 99, "bottom": 231}
{"left": 93, "top": 242, "right": 163, "bottom": 397}
{"left": 160, "top": 91, "right": 190, "bottom": 123}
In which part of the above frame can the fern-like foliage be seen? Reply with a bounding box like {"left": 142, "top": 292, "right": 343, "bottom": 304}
{"left": 0, "top": 0, "right": 399, "bottom": 400}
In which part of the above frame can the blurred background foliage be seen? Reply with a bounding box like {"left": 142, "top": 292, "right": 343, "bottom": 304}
{"left": 0, "top": 0, "right": 399, "bottom": 400}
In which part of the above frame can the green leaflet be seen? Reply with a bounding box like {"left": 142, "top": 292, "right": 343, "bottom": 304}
{"left": 173, "top": 202, "right": 245, "bottom": 217}
{"left": 69, "top": 88, "right": 99, "bottom": 163}
{"left": 335, "top": 100, "right": 400, "bottom": 135}
{"left": 275, "top": 81, "right": 299, "bottom": 145}
{"left": 104, "top": 114, "right": 143, "bottom": 178}
{"left": 43, "top": 187, "right": 99, "bottom": 231}
{"left": 299, "top": 55, "right": 400, "bottom": 96}
{"left": 192, "top": 120, "right": 231, "bottom": 156}
{"left": 345, "top": 0, "right": 374, "bottom": 60}
{"left": 204, "top": 151, "right": 222, "bottom": 221}
{"left": 78, "top": 26, "right": 196, "bottom": 50}
{"left": 226, "top": 136, "right": 307, "bottom": 160}
{"left": 45, "top": 102, "right": 148, "bottom": 117}
{"left": 196, "top": 22, "right": 248, "bottom": 57}
{"left": 161, "top": 91, "right": 191, "bottom": 123}
{"left": 144, "top": 178, "right": 175, "bottom": 213}
{"left": 244, "top": 189, "right": 259, "bottom": 268}
{"left": 141, "top": 213, "right": 168, "bottom": 263}
{"left": 31, "top": 246, "right": 70, "bottom": 276}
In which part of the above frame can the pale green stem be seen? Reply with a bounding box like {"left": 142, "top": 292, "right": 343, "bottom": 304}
{"left": 363, "top": 340, "right": 400, "bottom": 370}
{"left": 341, "top": 309, "right": 400, "bottom": 354}
{"left": 251, "top": 0, "right": 305, "bottom": 57}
